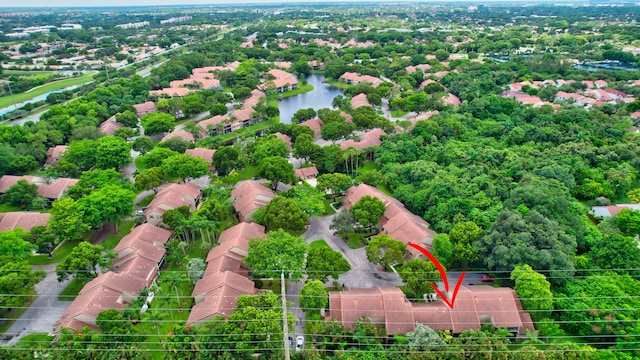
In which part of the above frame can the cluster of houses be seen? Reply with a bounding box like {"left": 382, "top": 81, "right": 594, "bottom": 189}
{"left": 339, "top": 72, "right": 384, "bottom": 88}
{"left": 502, "top": 79, "right": 636, "bottom": 109}
{"left": 195, "top": 89, "right": 266, "bottom": 138}
{"left": 56, "top": 223, "right": 173, "bottom": 332}
{"left": 149, "top": 62, "right": 239, "bottom": 98}
{"left": 262, "top": 68, "right": 299, "bottom": 93}
{"left": 99, "top": 101, "right": 156, "bottom": 136}
{"left": 0, "top": 175, "right": 78, "bottom": 208}
{"left": 187, "top": 222, "right": 265, "bottom": 326}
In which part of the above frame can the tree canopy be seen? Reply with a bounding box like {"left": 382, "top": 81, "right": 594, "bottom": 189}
{"left": 245, "top": 229, "right": 308, "bottom": 281}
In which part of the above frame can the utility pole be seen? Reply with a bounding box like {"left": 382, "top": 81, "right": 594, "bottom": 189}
{"left": 282, "top": 270, "right": 290, "bottom": 360}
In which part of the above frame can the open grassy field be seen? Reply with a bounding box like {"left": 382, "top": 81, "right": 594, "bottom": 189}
{"left": 0, "top": 71, "right": 96, "bottom": 109}
{"left": 277, "top": 83, "right": 314, "bottom": 99}
{"left": 2, "top": 70, "right": 55, "bottom": 80}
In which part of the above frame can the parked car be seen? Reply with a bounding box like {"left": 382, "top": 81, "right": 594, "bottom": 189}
{"left": 481, "top": 274, "right": 494, "bottom": 282}
{"left": 135, "top": 210, "right": 144, "bottom": 216}
{"left": 296, "top": 336, "right": 304, "bottom": 351}
{"left": 287, "top": 336, "right": 293, "bottom": 348}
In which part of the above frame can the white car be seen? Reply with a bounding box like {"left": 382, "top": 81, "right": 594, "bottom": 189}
{"left": 296, "top": 336, "right": 304, "bottom": 351}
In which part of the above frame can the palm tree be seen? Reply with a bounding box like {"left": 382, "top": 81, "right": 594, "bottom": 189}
{"left": 145, "top": 309, "right": 166, "bottom": 340}
{"left": 628, "top": 188, "right": 640, "bottom": 204}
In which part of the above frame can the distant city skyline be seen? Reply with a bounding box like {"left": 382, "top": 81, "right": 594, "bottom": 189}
{"left": 0, "top": 0, "right": 550, "bottom": 8}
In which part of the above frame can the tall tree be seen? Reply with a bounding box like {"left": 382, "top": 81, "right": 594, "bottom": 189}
{"left": 477, "top": 209, "right": 576, "bottom": 285}
{"left": 56, "top": 242, "right": 105, "bottom": 281}
{"left": 316, "top": 173, "right": 353, "bottom": 201}
{"left": 0, "top": 229, "right": 35, "bottom": 259}
{"left": 510, "top": 264, "right": 553, "bottom": 321}
{"left": 95, "top": 136, "right": 132, "bottom": 170}
{"left": 134, "top": 167, "right": 165, "bottom": 193}
{"left": 115, "top": 110, "right": 138, "bottom": 127}
{"left": 2, "top": 179, "right": 38, "bottom": 208}
{"left": 212, "top": 146, "right": 238, "bottom": 176}
{"left": 132, "top": 137, "right": 154, "bottom": 155}
{"left": 262, "top": 196, "right": 308, "bottom": 233}
{"left": 78, "top": 185, "right": 135, "bottom": 228}
{"left": 140, "top": 147, "right": 178, "bottom": 169}
{"left": 398, "top": 259, "right": 440, "bottom": 297}
{"left": 48, "top": 197, "right": 90, "bottom": 242}
{"left": 293, "top": 133, "right": 321, "bottom": 162}
{"left": 245, "top": 229, "right": 308, "bottom": 281}
{"left": 141, "top": 112, "right": 175, "bottom": 136}
{"left": 256, "top": 156, "right": 296, "bottom": 192}
{"left": 350, "top": 195, "right": 386, "bottom": 233}
{"left": 161, "top": 154, "right": 210, "bottom": 183}
{"left": 448, "top": 221, "right": 482, "bottom": 269}
{"left": 365, "top": 234, "right": 406, "bottom": 269}
{"left": 306, "top": 244, "right": 351, "bottom": 283}
{"left": 0, "top": 257, "right": 46, "bottom": 312}
{"left": 299, "top": 280, "right": 329, "bottom": 315}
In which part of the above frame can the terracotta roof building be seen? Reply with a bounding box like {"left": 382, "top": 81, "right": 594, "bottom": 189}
{"left": 231, "top": 181, "right": 275, "bottom": 222}
{"left": 161, "top": 130, "right": 196, "bottom": 143}
{"left": 0, "top": 212, "right": 50, "bottom": 232}
{"left": 350, "top": 93, "right": 371, "bottom": 109}
{"left": 298, "top": 118, "right": 324, "bottom": 139}
{"left": 0, "top": 175, "right": 77, "bottom": 202}
{"left": 185, "top": 148, "right": 216, "bottom": 170}
{"left": 340, "top": 128, "right": 386, "bottom": 151}
{"left": 328, "top": 286, "right": 535, "bottom": 336}
{"left": 187, "top": 222, "right": 264, "bottom": 326}
{"left": 45, "top": 145, "right": 68, "bottom": 167}
{"left": 339, "top": 72, "right": 384, "bottom": 87}
{"left": 144, "top": 182, "right": 202, "bottom": 226}
{"left": 343, "top": 184, "right": 435, "bottom": 257}
{"left": 99, "top": 115, "right": 125, "bottom": 136}
{"left": 295, "top": 166, "right": 319, "bottom": 179}
{"left": 133, "top": 101, "right": 156, "bottom": 118}
{"left": 274, "top": 132, "right": 292, "bottom": 149}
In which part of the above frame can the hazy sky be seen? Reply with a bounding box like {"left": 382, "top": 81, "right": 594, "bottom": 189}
{"left": 0, "top": 0, "right": 390, "bottom": 7}
{"left": 3, "top": 0, "right": 417, "bottom": 8}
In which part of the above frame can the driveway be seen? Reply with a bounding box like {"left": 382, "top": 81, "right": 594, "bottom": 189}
{"left": 0, "top": 264, "right": 72, "bottom": 345}
{"left": 304, "top": 214, "right": 403, "bottom": 289}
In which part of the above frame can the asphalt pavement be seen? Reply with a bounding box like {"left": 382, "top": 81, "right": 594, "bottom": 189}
{"left": 0, "top": 264, "right": 72, "bottom": 346}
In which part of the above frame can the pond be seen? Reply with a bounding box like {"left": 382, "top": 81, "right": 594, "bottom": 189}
{"left": 278, "top": 74, "right": 344, "bottom": 124}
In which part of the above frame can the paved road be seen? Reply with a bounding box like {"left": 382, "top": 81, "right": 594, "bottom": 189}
{"left": 285, "top": 279, "right": 305, "bottom": 341}
{"left": 0, "top": 264, "right": 71, "bottom": 346}
{"left": 304, "top": 214, "right": 403, "bottom": 289}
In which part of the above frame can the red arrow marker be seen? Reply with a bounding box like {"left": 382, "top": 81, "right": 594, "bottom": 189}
{"left": 408, "top": 243, "right": 466, "bottom": 309}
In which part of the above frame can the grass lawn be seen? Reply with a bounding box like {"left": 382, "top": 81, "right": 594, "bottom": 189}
{"left": 13, "top": 332, "right": 53, "bottom": 349}
{"left": 58, "top": 278, "right": 89, "bottom": 301}
{"left": 323, "top": 200, "right": 336, "bottom": 215}
{"left": 276, "top": 83, "right": 314, "bottom": 99}
{"left": 391, "top": 109, "right": 409, "bottom": 118}
{"left": 212, "top": 117, "right": 280, "bottom": 143}
{"left": 27, "top": 239, "right": 78, "bottom": 266}
{"left": 345, "top": 233, "right": 366, "bottom": 249}
{"left": 135, "top": 156, "right": 147, "bottom": 172}
{"left": 138, "top": 194, "right": 156, "bottom": 207}
{"left": 324, "top": 78, "right": 351, "bottom": 90}
{"left": 237, "top": 165, "right": 257, "bottom": 181}
{"left": 102, "top": 220, "right": 136, "bottom": 250}
{"left": 309, "top": 239, "right": 331, "bottom": 250}
{"left": 0, "top": 71, "right": 96, "bottom": 109}
{"left": 0, "top": 204, "right": 23, "bottom": 213}
{"left": 358, "top": 161, "right": 379, "bottom": 174}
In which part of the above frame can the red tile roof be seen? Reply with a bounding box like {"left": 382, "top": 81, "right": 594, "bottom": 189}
{"left": 295, "top": 166, "right": 319, "bottom": 179}
{"left": 161, "top": 130, "right": 196, "bottom": 143}
{"left": 45, "top": 145, "right": 68, "bottom": 166}
{"left": 133, "top": 101, "right": 156, "bottom": 118}
{"left": 0, "top": 212, "right": 50, "bottom": 232}
{"left": 231, "top": 181, "right": 275, "bottom": 222}
{"left": 350, "top": 93, "right": 371, "bottom": 109}
{"left": 185, "top": 148, "right": 216, "bottom": 165}
{"left": 340, "top": 128, "right": 385, "bottom": 151}
{"left": 329, "top": 286, "right": 535, "bottom": 336}
{"left": 343, "top": 184, "right": 434, "bottom": 255}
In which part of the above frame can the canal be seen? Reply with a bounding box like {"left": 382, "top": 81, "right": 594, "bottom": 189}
{"left": 278, "top": 73, "right": 344, "bottom": 124}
